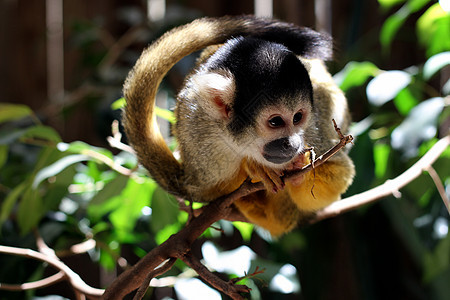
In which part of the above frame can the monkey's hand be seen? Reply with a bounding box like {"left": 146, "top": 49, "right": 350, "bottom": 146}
{"left": 242, "top": 158, "right": 284, "bottom": 193}
{"left": 283, "top": 151, "right": 312, "bottom": 186}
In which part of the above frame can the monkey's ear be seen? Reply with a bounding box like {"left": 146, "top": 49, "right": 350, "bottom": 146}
{"left": 191, "top": 72, "right": 235, "bottom": 119}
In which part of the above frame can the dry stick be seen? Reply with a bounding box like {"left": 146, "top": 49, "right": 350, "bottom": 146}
{"left": 312, "top": 135, "right": 450, "bottom": 223}
{"left": 103, "top": 130, "right": 354, "bottom": 299}
{"left": 0, "top": 272, "right": 66, "bottom": 291}
{"left": 0, "top": 245, "right": 104, "bottom": 299}
{"left": 426, "top": 165, "right": 450, "bottom": 214}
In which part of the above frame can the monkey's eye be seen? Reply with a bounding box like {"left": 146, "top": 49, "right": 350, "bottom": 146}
{"left": 293, "top": 112, "right": 303, "bottom": 125}
{"left": 268, "top": 116, "right": 285, "bottom": 128}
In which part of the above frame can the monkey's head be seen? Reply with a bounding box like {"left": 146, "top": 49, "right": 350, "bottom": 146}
{"left": 190, "top": 37, "right": 315, "bottom": 168}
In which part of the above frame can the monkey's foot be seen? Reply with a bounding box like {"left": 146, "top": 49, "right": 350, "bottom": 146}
{"left": 243, "top": 158, "right": 284, "bottom": 193}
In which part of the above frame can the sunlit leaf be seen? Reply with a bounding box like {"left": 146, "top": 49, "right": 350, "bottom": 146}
{"left": 367, "top": 70, "right": 412, "bottom": 106}
{"left": 109, "top": 177, "right": 156, "bottom": 241}
{"left": 90, "top": 175, "right": 129, "bottom": 205}
{"left": 155, "top": 222, "right": 182, "bottom": 245}
{"left": 99, "top": 248, "right": 117, "bottom": 271}
{"left": 111, "top": 97, "right": 175, "bottom": 124}
{"left": 33, "top": 154, "right": 90, "bottom": 188}
{"left": 391, "top": 97, "right": 445, "bottom": 157}
{"left": 0, "top": 103, "right": 32, "bottom": 123}
{"left": 333, "top": 61, "right": 380, "bottom": 92}
{"left": 407, "top": 0, "right": 431, "bottom": 12}
{"left": 380, "top": 7, "right": 409, "bottom": 50}
{"left": 155, "top": 106, "right": 176, "bottom": 124}
{"left": 374, "top": 143, "right": 391, "bottom": 178}
{"left": 233, "top": 221, "right": 254, "bottom": 242}
{"left": 393, "top": 87, "right": 419, "bottom": 115}
{"left": 111, "top": 97, "right": 126, "bottom": 110}
{"left": 417, "top": 3, "right": 450, "bottom": 56}
{"left": 423, "top": 51, "right": 450, "bottom": 80}
{"left": 378, "top": 0, "right": 406, "bottom": 10}
{"left": 58, "top": 141, "right": 113, "bottom": 160}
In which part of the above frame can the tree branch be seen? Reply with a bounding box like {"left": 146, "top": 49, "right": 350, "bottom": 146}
{"left": 133, "top": 258, "right": 177, "bottom": 300}
{"left": 0, "top": 245, "right": 103, "bottom": 299}
{"left": 311, "top": 135, "right": 450, "bottom": 223}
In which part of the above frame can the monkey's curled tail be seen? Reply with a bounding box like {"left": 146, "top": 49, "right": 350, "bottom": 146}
{"left": 122, "top": 16, "right": 332, "bottom": 197}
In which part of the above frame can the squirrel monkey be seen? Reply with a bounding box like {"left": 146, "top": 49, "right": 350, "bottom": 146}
{"left": 123, "top": 16, "right": 355, "bottom": 236}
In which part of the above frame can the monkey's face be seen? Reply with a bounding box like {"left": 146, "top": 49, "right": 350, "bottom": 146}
{"left": 238, "top": 100, "right": 313, "bottom": 169}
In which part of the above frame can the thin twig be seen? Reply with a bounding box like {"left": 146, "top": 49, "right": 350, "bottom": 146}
{"left": 0, "top": 245, "right": 104, "bottom": 298}
{"left": 0, "top": 272, "right": 66, "bottom": 291}
{"left": 426, "top": 165, "right": 450, "bottom": 214}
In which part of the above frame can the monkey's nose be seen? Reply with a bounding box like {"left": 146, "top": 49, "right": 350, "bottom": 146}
{"left": 262, "top": 137, "right": 298, "bottom": 164}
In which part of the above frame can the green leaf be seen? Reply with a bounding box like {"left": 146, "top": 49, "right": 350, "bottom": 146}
{"left": 0, "top": 182, "right": 27, "bottom": 226}
{"left": 423, "top": 51, "right": 450, "bottom": 80}
{"left": 333, "top": 61, "right": 380, "bottom": 92}
{"left": 155, "top": 222, "right": 182, "bottom": 245}
{"left": 111, "top": 97, "right": 126, "bottom": 110}
{"left": 0, "top": 144, "right": 8, "bottom": 169}
{"left": 58, "top": 141, "right": 113, "bottom": 159}
{"left": 90, "top": 174, "right": 129, "bottom": 205}
{"left": 373, "top": 143, "right": 391, "bottom": 179}
{"left": 111, "top": 97, "right": 175, "bottom": 124}
{"left": 43, "top": 165, "right": 77, "bottom": 211}
{"left": 378, "top": 0, "right": 406, "bottom": 10}
{"left": 406, "top": 0, "right": 431, "bottom": 12}
{"left": 20, "top": 125, "right": 62, "bottom": 143}
{"left": 393, "top": 87, "right": 419, "bottom": 115}
{"left": 32, "top": 154, "right": 90, "bottom": 188}
{"left": 417, "top": 3, "right": 450, "bottom": 56}
{"left": 233, "top": 221, "right": 254, "bottom": 242}
{"left": 0, "top": 103, "right": 32, "bottom": 123}
{"left": 150, "top": 187, "right": 179, "bottom": 233}
{"left": 155, "top": 106, "right": 176, "bottom": 124}
{"left": 380, "top": 6, "right": 409, "bottom": 50}
{"left": 109, "top": 177, "right": 155, "bottom": 241}
{"left": 17, "top": 187, "right": 44, "bottom": 234}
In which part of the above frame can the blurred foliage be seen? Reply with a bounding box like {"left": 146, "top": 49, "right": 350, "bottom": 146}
{"left": 0, "top": 1, "right": 449, "bottom": 299}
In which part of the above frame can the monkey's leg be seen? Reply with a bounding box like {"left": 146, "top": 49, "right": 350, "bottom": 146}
{"left": 234, "top": 190, "right": 300, "bottom": 236}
